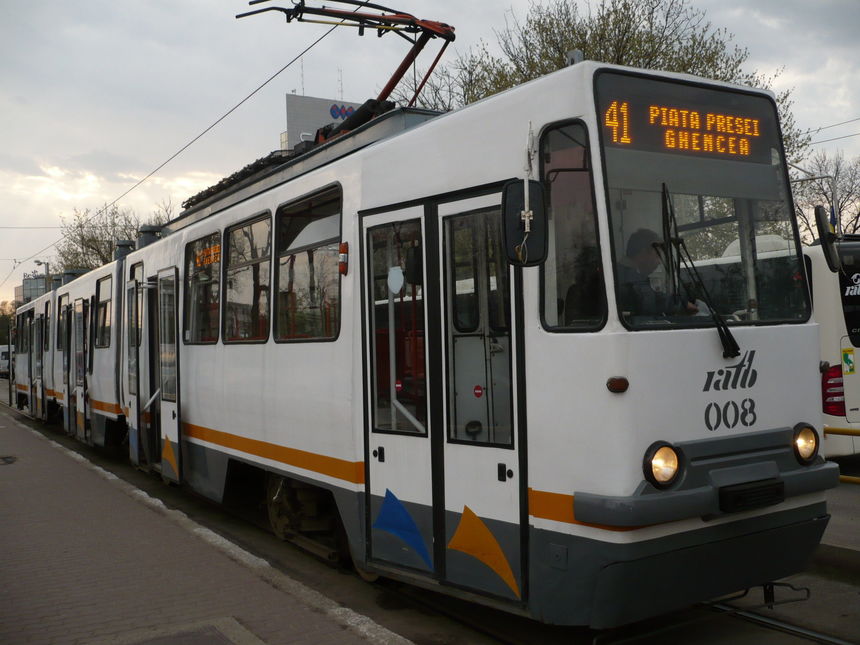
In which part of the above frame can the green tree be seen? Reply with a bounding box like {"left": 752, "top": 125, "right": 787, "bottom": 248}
{"left": 397, "top": 0, "right": 809, "bottom": 162}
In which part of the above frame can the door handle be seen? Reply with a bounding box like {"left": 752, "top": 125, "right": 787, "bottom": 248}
{"left": 172, "top": 410, "right": 176, "bottom": 420}
{"left": 498, "top": 463, "right": 514, "bottom": 482}
{"left": 372, "top": 446, "right": 385, "bottom": 462}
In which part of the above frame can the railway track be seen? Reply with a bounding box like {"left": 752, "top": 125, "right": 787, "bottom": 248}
{"left": 389, "top": 576, "right": 859, "bottom": 645}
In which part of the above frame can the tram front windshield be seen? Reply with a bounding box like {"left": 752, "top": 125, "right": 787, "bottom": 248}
{"left": 596, "top": 71, "right": 810, "bottom": 329}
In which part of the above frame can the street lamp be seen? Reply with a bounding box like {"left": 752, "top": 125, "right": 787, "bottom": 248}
{"left": 34, "top": 260, "right": 50, "bottom": 294}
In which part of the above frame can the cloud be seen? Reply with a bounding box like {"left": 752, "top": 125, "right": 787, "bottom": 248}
{"left": 0, "top": 152, "right": 45, "bottom": 177}
{"left": 59, "top": 150, "right": 147, "bottom": 182}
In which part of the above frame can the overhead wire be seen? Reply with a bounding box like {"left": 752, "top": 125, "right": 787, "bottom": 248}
{"left": 0, "top": 2, "right": 370, "bottom": 293}
{"left": 801, "top": 116, "right": 860, "bottom": 136}
{"left": 809, "top": 131, "right": 860, "bottom": 146}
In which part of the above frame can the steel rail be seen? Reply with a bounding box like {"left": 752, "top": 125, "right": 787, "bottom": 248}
{"left": 712, "top": 603, "right": 857, "bottom": 645}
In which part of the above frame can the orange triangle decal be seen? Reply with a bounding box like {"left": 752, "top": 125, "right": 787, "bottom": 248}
{"left": 162, "top": 436, "right": 179, "bottom": 479}
{"left": 447, "top": 506, "right": 520, "bottom": 599}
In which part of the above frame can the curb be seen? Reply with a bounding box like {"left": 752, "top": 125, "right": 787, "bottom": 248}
{"left": 0, "top": 404, "right": 413, "bottom": 645}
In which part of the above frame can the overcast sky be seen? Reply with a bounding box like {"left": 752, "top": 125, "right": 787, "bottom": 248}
{"left": 1, "top": 0, "right": 858, "bottom": 303}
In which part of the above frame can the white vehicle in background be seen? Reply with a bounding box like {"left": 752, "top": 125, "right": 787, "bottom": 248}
{"left": 0, "top": 344, "right": 13, "bottom": 378}
{"left": 804, "top": 218, "right": 860, "bottom": 457}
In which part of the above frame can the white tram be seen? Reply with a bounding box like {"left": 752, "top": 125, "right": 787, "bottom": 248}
{"left": 15, "top": 61, "right": 838, "bottom": 628}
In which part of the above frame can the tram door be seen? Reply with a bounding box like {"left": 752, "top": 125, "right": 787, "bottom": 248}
{"left": 59, "top": 297, "right": 71, "bottom": 432}
{"left": 31, "top": 314, "right": 43, "bottom": 419}
{"left": 125, "top": 279, "right": 142, "bottom": 465}
{"left": 157, "top": 268, "right": 181, "bottom": 483}
{"left": 72, "top": 298, "right": 88, "bottom": 441}
{"left": 363, "top": 208, "right": 436, "bottom": 573}
{"left": 363, "top": 198, "right": 523, "bottom": 601}
{"left": 139, "top": 276, "right": 161, "bottom": 470}
{"left": 440, "top": 200, "right": 522, "bottom": 602}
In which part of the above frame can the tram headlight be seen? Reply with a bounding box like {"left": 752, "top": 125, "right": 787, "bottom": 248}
{"left": 792, "top": 423, "right": 819, "bottom": 465}
{"left": 643, "top": 442, "right": 681, "bottom": 488}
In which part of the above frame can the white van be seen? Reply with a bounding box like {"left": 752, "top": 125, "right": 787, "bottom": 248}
{"left": 0, "top": 344, "right": 13, "bottom": 378}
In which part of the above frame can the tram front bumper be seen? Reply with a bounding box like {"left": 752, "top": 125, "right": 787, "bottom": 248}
{"left": 574, "top": 460, "right": 838, "bottom": 527}
{"left": 588, "top": 510, "right": 830, "bottom": 628}
{"left": 573, "top": 428, "right": 840, "bottom": 528}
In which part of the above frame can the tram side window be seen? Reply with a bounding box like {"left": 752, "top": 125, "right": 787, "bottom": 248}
{"left": 57, "top": 294, "right": 68, "bottom": 351}
{"left": 33, "top": 316, "right": 43, "bottom": 379}
{"left": 540, "top": 122, "right": 606, "bottom": 330}
{"left": 275, "top": 187, "right": 342, "bottom": 341}
{"left": 44, "top": 302, "right": 50, "bottom": 352}
{"left": 74, "top": 300, "right": 85, "bottom": 386}
{"left": 184, "top": 233, "right": 221, "bottom": 343}
{"left": 368, "top": 221, "right": 427, "bottom": 435}
{"left": 95, "top": 276, "right": 112, "bottom": 348}
{"left": 224, "top": 215, "right": 271, "bottom": 342}
{"left": 17, "top": 313, "right": 29, "bottom": 354}
{"left": 128, "top": 263, "right": 143, "bottom": 395}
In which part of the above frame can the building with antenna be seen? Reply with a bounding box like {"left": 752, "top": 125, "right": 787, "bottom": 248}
{"left": 280, "top": 93, "right": 362, "bottom": 152}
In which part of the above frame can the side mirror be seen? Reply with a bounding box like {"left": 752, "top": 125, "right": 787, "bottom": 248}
{"left": 815, "top": 205, "right": 840, "bottom": 273}
{"left": 502, "top": 179, "right": 548, "bottom": 266}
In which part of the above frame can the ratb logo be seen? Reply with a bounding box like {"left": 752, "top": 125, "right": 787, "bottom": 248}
{"left": 703, "top": 350, "right": 757, "bottom": 392}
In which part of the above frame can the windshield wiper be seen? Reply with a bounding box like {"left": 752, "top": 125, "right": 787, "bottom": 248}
{"left": 660, "top": 183, "right": 741, "bottom": 359}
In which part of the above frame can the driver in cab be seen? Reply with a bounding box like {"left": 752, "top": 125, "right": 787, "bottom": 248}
{"left": 618, "top": 228, "right": 698, "bottom": 319}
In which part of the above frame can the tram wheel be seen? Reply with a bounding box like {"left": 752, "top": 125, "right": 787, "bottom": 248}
{"left": 354, "top": 562, "right": 380, "bottom": 583}
{"left": 267, "top": 474, "right": 299, "bottom": 540}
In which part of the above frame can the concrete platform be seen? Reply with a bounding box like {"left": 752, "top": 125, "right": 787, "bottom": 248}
{"left": 0, "top": 403, "right": 409, "bottom": 645}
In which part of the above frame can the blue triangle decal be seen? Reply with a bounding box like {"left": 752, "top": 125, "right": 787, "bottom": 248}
{"left": 372, "top": 489, "right": 433, "bottom": 569}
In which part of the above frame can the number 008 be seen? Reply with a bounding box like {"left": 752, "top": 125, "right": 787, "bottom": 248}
{"left": 704, "top": 398, "right": 756, "bottom": 431}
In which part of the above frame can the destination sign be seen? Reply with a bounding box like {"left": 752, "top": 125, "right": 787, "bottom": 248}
{"left": 597, "top": 72, "right": 777, "bottom": 164}
{"left": 195, "top": 244, "right": 221, "bottom": 267}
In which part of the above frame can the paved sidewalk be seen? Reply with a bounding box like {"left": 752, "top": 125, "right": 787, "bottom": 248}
{"left": 0, "top": 405, "right": 409, "bottom": 645}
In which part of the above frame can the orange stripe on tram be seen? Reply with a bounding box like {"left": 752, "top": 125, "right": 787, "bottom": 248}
{"left": 183, "top": 422, "right": 365, "bottom": 485}
{"left": 90, "top": 398, "right": 122, "bottom": 414}
{"left": 527, "top": 488, "right": 642, "bottom": 532}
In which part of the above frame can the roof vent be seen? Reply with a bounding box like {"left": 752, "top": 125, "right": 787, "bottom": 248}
{"left": 136, "top": 225, "right": 162, "bottom": 250}
{"left": 115, "top": 240, "right": 135, "bottom": 260}
{"left": 62, "top": 269, "right": 87, "bottom": 285}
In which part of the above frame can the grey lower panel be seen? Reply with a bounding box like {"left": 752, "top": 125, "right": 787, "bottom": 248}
{"left": 182, "top": 440, "right": 231, "bottom": 503}
{"left": 180, "top": 440, "right": 368, "bottom": 566}
{"left": 177, "top": 441, "right": 829, "bottom": 629}
{"left": 529, "top": 502, "right": 829, "bottom": 628}
{"left": 91, "top": 413, "right": 107, "bottom": 447}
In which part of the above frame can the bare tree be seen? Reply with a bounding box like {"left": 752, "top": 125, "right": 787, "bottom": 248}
{"left": 793, "top": 150, "right": 860, "bottom": 242}
{"left": 55, "top": 200, "right": 171, "bottom": 272}
{"left": 395, "top": 0, "right": 809, "bottom": 162}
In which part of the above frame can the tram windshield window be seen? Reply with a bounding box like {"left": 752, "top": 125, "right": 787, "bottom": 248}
{"left": 596, "top": 71, "right": 809, "bottom": 328}
{"left": 540, "top": 122, "right": 606, "bottom": 330}
{"left": 275, "top": 187, "right": 342, "bottom": 341}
